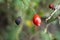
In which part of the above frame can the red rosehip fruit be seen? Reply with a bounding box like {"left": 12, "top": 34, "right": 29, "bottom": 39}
{"left": 49, "top": 3, "right": 55, "bottom": 10}
{"left": 32, "top": 14, "right": 41, "bottom": 26}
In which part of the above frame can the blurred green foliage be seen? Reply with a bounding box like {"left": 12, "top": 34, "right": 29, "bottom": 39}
{"left": 0, "top": 0, "right": 60, "bottom": 40}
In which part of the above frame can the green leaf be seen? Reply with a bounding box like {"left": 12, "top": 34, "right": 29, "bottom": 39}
{"left": 30, "top": 26, "right": 36, "bottom": 34}
{"left": 55, "top": 31, "right": 60, "bottom": 40}
{"left": 47, "top": 17, "right": 56, "bottom": 23}
{"left": 0, "top": 0, "right": 4, "bottom": 3}
{"left": 40, "top": 31, "right": 52, "bottom": 40}
{"left": 38, "top": 10, "right": 44, "bottom": 17}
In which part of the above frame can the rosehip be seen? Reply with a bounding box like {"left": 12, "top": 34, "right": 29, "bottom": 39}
{"left": 32, "top": 14, "right": 41, "bottom": 26}
{"left": 15, "top": 16, "right": 21, "bottom": 25}
{"left": 49, "top": 3, "right": 55, "bottom": 10}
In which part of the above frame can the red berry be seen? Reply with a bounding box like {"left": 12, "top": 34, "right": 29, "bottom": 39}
{"left": 49, "top": 4, "right": 55, "bottom": 10}
{"left": 32, "top": 14, "right": 41, "bottom": 26}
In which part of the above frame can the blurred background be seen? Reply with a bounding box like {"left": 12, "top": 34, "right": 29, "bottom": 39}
{"left": 0, "top": 0, "right": 60, "bottom": 40}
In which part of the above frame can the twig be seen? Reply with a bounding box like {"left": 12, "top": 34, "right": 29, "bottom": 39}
{"left": 46, "top": 9, "right": 58, "bottom": 21}
{"left": 44, "top": 23, "right": 51, "bottom": 33}
{"left": 46, "top": 5, "right": 60, "bottom": 21}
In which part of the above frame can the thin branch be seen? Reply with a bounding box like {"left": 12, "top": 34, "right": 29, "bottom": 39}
{"left": 46, "top": 9, "right": 58, "bottom": 21}
{"left": 46, "top": 5, "right": 60, "bottom": 21}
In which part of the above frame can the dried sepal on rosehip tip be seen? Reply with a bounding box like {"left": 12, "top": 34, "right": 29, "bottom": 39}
{"left": 49, "top": 3, "right": 55, "bottom": 10}
{"left": 33, "top": 14, "right": 41, "bottom": 26}
{"left": 15, "top": 16, "right": 22, "bottom": 25}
